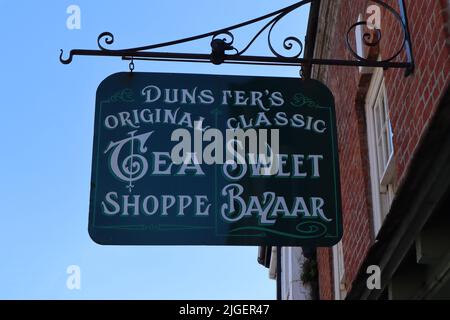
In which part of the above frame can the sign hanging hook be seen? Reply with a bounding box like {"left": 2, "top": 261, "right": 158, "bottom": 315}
{"left": 299, "top": 66, "right": 304, "bottom": 79}
{"left": 129, "top": 57, "right": 135, "bottom": 73}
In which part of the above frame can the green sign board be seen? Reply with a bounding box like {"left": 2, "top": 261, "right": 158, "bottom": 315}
{"left": 89, "top": 72, "right": 342, "bottom": 246}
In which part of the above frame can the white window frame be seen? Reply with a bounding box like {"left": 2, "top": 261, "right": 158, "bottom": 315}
{"left": 332, "top": 241, "right": 346, "bottom": 300}
{"left": 365, "top": 68, "right": 396, "bottom": 235}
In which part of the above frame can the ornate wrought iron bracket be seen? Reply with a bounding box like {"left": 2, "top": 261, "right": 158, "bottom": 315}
{"left": 59, "top": 0, "right": 415, "bottom": 76}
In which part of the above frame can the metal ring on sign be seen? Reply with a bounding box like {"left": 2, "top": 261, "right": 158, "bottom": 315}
{"left": 129, "top": 58, "right": 135, "bottom": 72}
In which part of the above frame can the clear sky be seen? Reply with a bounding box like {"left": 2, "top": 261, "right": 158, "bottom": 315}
{"left": 0, "top": 0, "right": 309, "bottom": 299}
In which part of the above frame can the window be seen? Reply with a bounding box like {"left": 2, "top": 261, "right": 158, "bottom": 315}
{"left": 332, "top": 241, "right": 346, "bottom": 300}
{"left": 365, "top": 69, "right": 396, "bottom": 235}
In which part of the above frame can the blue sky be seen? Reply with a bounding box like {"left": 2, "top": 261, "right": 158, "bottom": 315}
{"left": 0, "top": 0, "right": 309, "bottom": 299}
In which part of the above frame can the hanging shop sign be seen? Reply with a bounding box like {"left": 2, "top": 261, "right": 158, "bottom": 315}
{"left": 89, "top": 72, "right": 342, "bottom": 246}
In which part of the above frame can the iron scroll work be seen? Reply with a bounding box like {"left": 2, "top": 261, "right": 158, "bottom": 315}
{"left": 59, "top": 0, "right": 415, "bottom": 76}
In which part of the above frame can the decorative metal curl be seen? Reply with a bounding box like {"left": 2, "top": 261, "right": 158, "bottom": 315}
{"left": 211, "top": 32, "right": 235, "bottom": 47}
{"left": 210, "top": 32, "right": 238, "bottom": 65}
{"left": 97, "top": 32, "right": 115, "bottom": 50}
{"left": 345, "top": 0, "right": 407, "bottom": 64}
{"left": 222, "top": 7, "right": 304, "bottom": 59}
{"left": 267, "top": 13, "right": 304, "bottom": 59}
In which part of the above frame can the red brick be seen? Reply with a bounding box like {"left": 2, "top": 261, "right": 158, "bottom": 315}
{"left": 316, "top": 0, "right": 450, "bottom": 299}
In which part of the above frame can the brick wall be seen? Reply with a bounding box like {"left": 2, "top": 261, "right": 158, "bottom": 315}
{"left": 440, "top": 0, "right": 450, "bottom": 46}
{"left": 317, "top": 246, "right": 334, "bottom": 300}
{"left": 389, "top": 0, "right": 450, "bottom": 182}
{"left": 314, "top": 0, "right": 450, "bottom": 299}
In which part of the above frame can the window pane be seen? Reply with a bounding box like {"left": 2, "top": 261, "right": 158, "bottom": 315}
{"left": 380, "top": 88, "right": 386, "bottom": 124}
{"left": 367, "top": 75, "right": 397, "bottom": 232}
{"left": 387, "top": 120, "right": 394, "bottom": 157}
{"left": 377, "top": 140, "right": 384, "bottom": 176}
{"left": 374, "top": 103, "right": 381, "bottom": 140}
{"left": 382, "top": 128, "right": 389, "bottom": 169}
